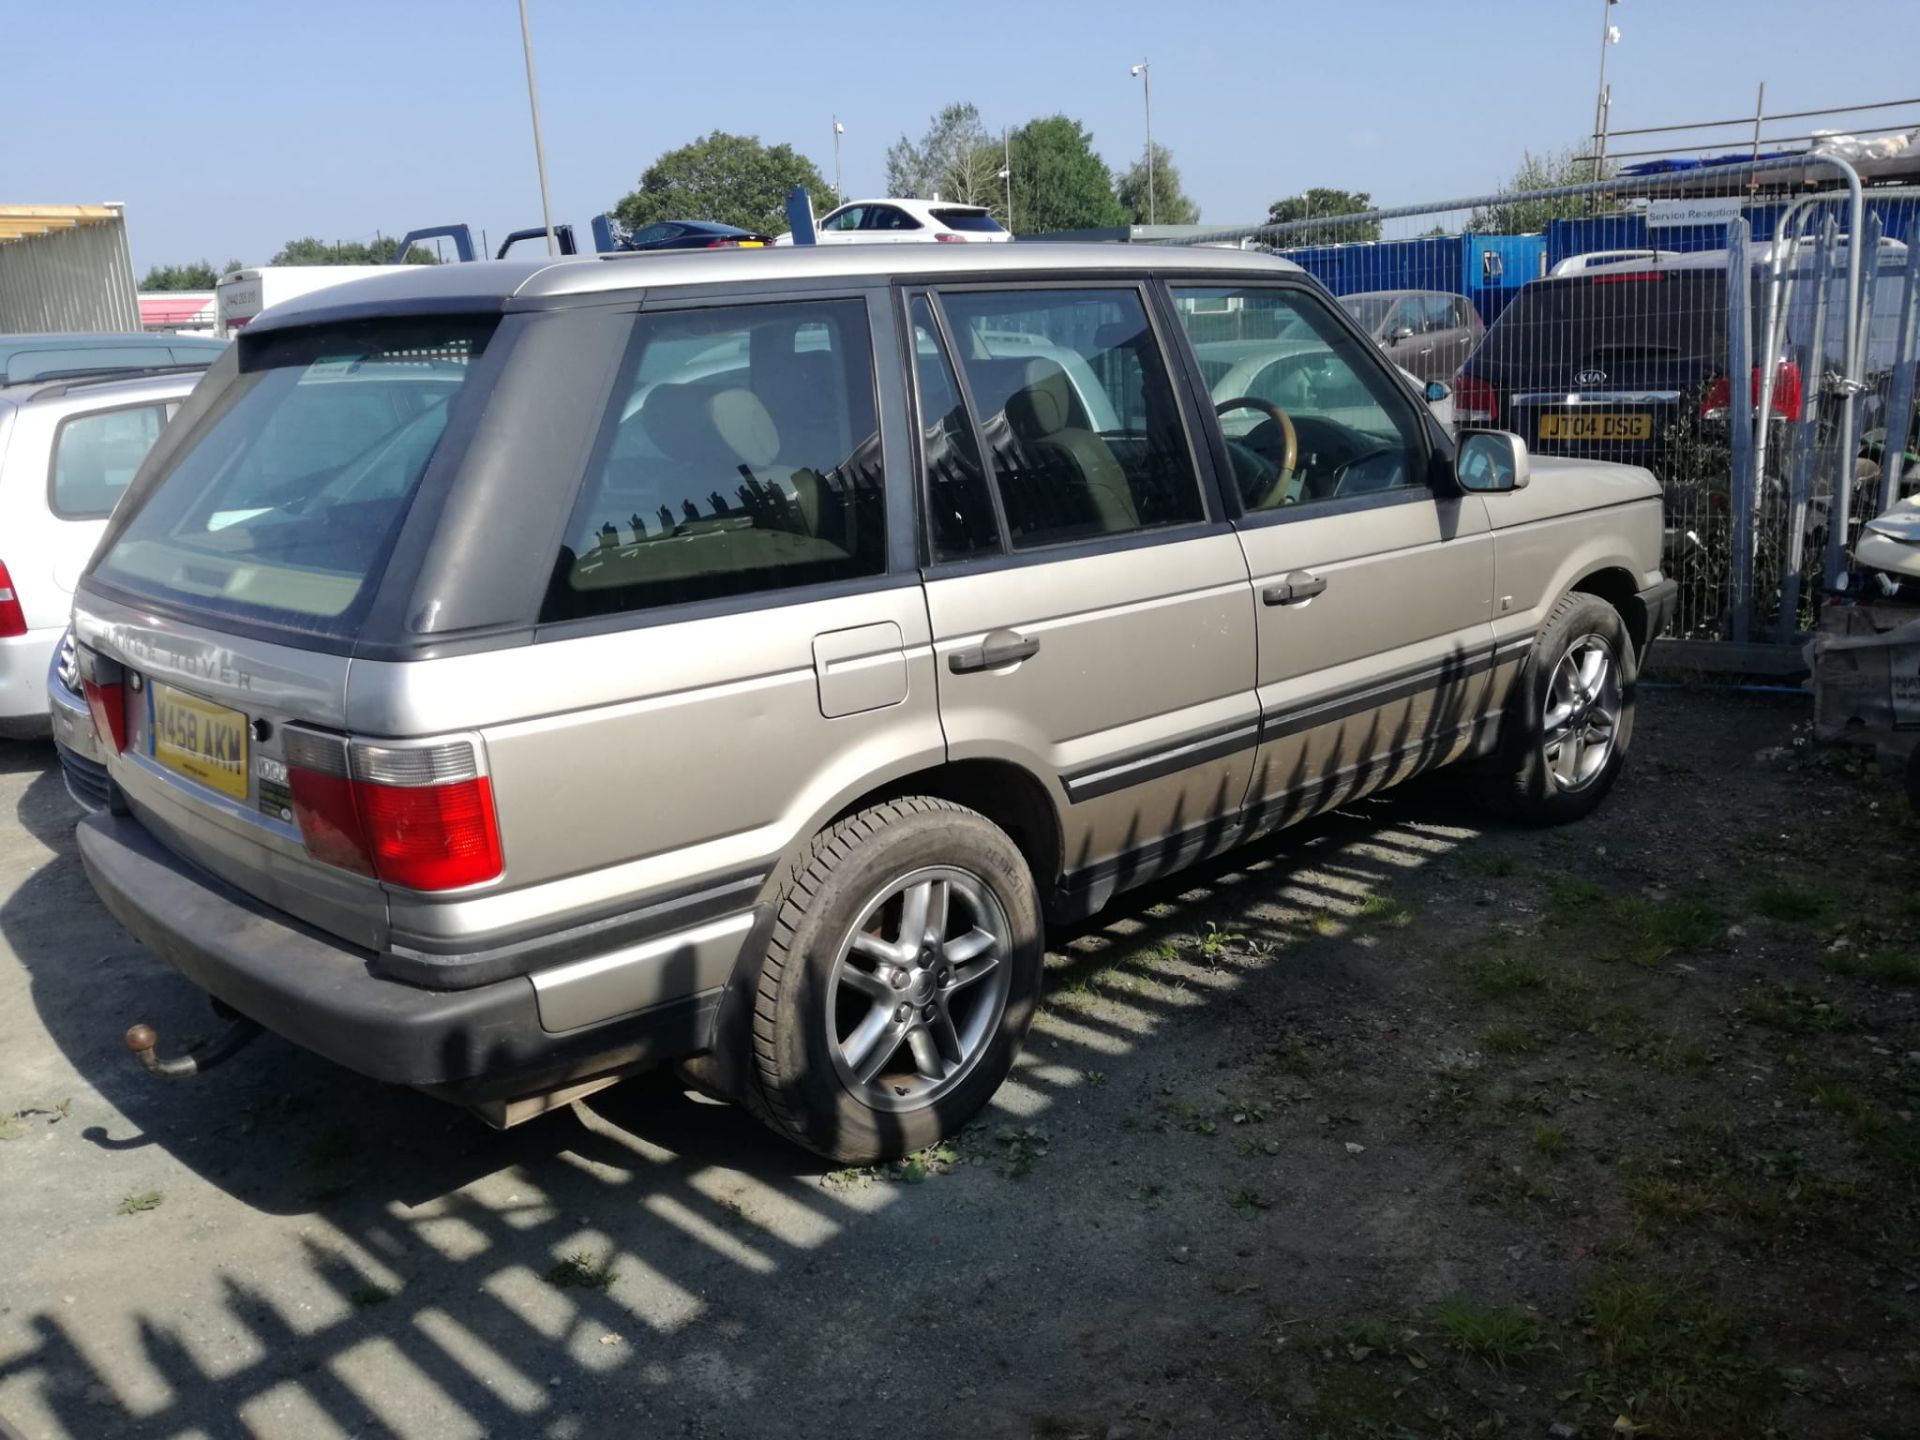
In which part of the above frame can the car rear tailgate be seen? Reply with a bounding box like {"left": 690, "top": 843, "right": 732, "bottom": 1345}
{"left": 71, "top": 591, "right": 389, "bottom": 950}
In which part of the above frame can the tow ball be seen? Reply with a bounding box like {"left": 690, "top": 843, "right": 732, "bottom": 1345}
{"left": 124, "top": 1015, "right": 262, "bottom": 1079}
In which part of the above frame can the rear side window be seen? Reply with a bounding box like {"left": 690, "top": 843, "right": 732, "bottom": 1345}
{"left": 931, "top": 209, "right": 1006, "bottom": 234}
{"left": 50, "top": 403, "right": 167, "bottom": 518}
{"left": 863, "top": 206, "right": 920, "bottom": 231}
{"left": 935, "top": 287, "right": 1203, "bottom": 549}
{"left": 542, "top": 298, "right": 885, "bottom": 623}
{"left": 92, "top": 318, "right": 492, "bottom": 635}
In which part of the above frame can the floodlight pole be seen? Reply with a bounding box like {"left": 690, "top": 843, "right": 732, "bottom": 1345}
{"left": 518, "top": 0, "right": 559, "bottom": 256}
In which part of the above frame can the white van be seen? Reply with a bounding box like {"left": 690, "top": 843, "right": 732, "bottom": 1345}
{"left": 216, "top": 265, "right": 412, "bottom": 337}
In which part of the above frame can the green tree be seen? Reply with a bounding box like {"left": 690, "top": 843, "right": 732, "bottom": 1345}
{"left": 611, "top": 130, "right": 835, "bottom": 237}
{"left": 1114, "top": 143, "right": 1199, "bottom": 226}
{"left": 1265, "top": 188, "right": 1380, "bottom": 242}
{"left": 886, "top": 103, "right": 1002, "bottom": 211}
{"left": 1468, "top": 146, "right": 1614, "bottom": 233}
{"left": 1007, "top": 115, "right": 1129, "bottom": 235}
{"left": 268, "top": 236, "right": 440, "bottom": 265}
{"left": 138, "top": 259, "right": 240, "bottom": 290}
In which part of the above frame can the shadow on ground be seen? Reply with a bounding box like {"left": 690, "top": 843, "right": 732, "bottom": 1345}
{"left": 0, "top": 719, "right": 1516, "bottom": 1438}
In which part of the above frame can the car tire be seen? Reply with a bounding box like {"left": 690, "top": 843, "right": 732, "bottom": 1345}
{"left": 746, "top": 797, "right": 1044, "bottom": 1164}
{"left": 1476, "top": 592, "right": 1637, "bottom": 825}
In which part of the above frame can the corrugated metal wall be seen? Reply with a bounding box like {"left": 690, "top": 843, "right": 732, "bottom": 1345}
{"left": 0, "top": 211, "right": 140, "bottom": 333}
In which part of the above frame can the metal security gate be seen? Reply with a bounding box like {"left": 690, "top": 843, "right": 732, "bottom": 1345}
{"left": 1147, "top": 155, "right": 1915, "bottom": 656}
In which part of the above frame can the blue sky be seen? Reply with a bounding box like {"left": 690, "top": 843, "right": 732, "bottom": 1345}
{"left": 9, "top": 0, "right": 1916, "bottom": 273}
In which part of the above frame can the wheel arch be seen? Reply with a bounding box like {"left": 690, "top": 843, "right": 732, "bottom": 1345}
{"left": 1570, "top": 565, "right": 1647, "bottom": 656}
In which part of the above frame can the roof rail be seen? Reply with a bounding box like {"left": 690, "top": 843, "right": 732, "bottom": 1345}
{"left": 12, "top": 361, "right": 214, "bottom": 399}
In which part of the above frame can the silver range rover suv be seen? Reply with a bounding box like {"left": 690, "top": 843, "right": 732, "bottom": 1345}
{"left": 69, "top": 244, "right": 1675, "bottom": 1162}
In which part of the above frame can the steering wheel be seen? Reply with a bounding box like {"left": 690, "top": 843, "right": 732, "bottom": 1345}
{"left": 1215, "top": 397, "right": 1298, "bottom": 479}
{"left": 1213, "top": 397, "right": 1305, "bottom": 510}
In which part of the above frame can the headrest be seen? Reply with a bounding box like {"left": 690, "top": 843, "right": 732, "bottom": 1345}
{"left": 1004, "top": 359, "right": 1075, "bottom": 439}
{"left": 642, "top": 383, "right": 724, "bottom": 461}
{"left": 709, "top": 388, "right": 780, "bottom": 469}
{"left": 641, "top": 383, "right": 783, "bottom": 469}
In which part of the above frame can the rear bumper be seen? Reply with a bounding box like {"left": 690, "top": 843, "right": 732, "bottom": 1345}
{"left": 77, "top": 809, "right": 723, "bottom": 1099}
{"left": 0, "top": 628, "right": 60, "bottom": 736}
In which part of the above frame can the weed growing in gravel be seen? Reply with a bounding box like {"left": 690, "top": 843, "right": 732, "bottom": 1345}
{"left": 1826, "top": 949, "right": 1920, "bottom": 985}
{"left": 1628, "top": 1175, "right": 1713, "bottom": 1228}
{"left": 1481, "top": 1025, "right": 1543, "bottom": 1057}
{"left": 349, "top": 1284, "right": 391, "bottom": 1309}
{"left": 1431, "top": 1300, "right": 1542, "bottom": 1365}
{"left": 1750, "top": 885, "right": 1833, "bottom": 924}
{"left": 1461, "top": 943, "right": 1546, "bottom": 999}
{"left": 1595, "top": 899, "right": 1723, "bottom": 967}
{"left": 1195, "top": 922, "right": 1246, "bottom": 961}
{"left": 1356, "top": 894, "right": 1413, "bottom": 927}
{"left": 116, "top": 1191, "right": 162, "bottom": 1215}
{"left": 545, "top": 1251, "right": 616, "bottom": 1291}
{"left": 1532, "top": 1122, "right": 1569, "bottom": 1159}
{"left": 1229, "top": 1187, "right": 1273, "bottom": 1219}
{"left": 1744, "top": 985, "right": 1849, "bottom": 1032}
{"left": 1458, "top": 852, "right": 1520, "bottom": 878}
{"left": 993, "top": 1124, "right": 1048, "bottom": 1177}
{"left": 1581, "top": 1269, "right": 1767, "bottom": 1433}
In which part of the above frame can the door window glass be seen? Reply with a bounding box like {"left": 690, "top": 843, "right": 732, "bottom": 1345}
{"left": 543, "top": 299, "right": 885, "bottom": 623}
{"left": 1171, "top": 286, "right": 1428, "bottom": 513}
{"left": 1423, "top": 296, "right": 1457, "bottom": 332}
{"left": 1384, "top": 299, "right": 1422, "bottom": 337}
{"left": 50, "top": 403, "right": 167, "bottom": 518}
{"left": 934, "top": 287, "right": 1203, "bottom": 549}
{"left": 820, "top": 207, "right": 865, "bottom": 232}
{"left": 909, "top": 296, "right": 998, "bottom": 562}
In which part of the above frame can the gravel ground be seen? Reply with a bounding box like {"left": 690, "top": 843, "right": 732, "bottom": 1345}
{"left": 0, "top": 687, "right": 1915, "bottom": 1440}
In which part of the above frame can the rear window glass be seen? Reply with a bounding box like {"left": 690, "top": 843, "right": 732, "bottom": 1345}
{"left": 91, "top": 318, "right": 492, "bottom": 636}
{"left": 931, "top": 209, "right": 1006, "bottom": 234}
{"left": 51, "top": 403, "right": 167, "bottom": 518}
{"left": 541, "top": 298, "right": 884, "bottom": 624}
{"left": 1481, "top": 274, "right": 1726, "bottom": 371}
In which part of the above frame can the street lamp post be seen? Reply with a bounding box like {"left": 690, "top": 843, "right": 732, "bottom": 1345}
{"left": 999, "top": 126, "right": 1013, "bottom": 234}
{"left": 516, "top": 0, "right": 559, "bottom": 257}
{"left": 1591, "top": 0, "right": 1620, "bottom": 183}
{"left": 1129, "top": 60, "right": 1155, "bottom": 226}
{"left": 832, "top": 117, "right": 844, "bottom": 200}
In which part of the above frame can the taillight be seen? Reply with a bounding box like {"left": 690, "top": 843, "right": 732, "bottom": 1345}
{"left": 933, "top": 233, "right": 968, "bottom": 243}
{"left": 1771, "top": 360, "right": 1804, "bottom": 422}
{"left": 1699, "top": 361, "right": 1802, "bottom": 423}
{"left": 77, "top": 647, "right": 129, "bottom": 753}
{"left": 0, "top": 561, "right": 25, "bottom": 639}
{"left": 1454, "top": 373, "right": 1498, "bottom": 425}
{"left": 284, "top": 732, "right": 503, "bottom": 891}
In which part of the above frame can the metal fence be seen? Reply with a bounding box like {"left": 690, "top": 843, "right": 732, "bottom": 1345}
{"left": 1149, "top": 155, "right": 1920, "bottom": 653}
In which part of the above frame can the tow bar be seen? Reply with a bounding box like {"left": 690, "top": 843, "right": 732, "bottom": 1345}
{"left": 124, "top": 1016, "right": 261, "bottom": 1079}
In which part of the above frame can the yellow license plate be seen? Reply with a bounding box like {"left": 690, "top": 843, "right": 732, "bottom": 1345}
{"left": 1538, "top": 412, "right": 1652, "bottom": 442}
{"left": 150, "top": 683, "right": 249, "bottom": 801}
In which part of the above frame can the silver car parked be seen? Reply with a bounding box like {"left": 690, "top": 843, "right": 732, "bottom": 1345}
{"left": 70, "top": 244, "right": 1673, "bottom": 1161}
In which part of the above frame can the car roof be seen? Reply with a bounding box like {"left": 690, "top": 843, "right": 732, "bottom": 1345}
{"left": 246, "top": 244, "right": 1307, "bottom": 332}
{"left": 0, "top": 331, "right": 222, "bottom": 355}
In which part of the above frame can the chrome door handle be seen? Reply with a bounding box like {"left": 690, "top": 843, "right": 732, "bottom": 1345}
{"left": 1262, "top": 571, "right": 1328, "bottom": 606}
{"left": 949, "top": 630, "right": 1041, "bottom": 673}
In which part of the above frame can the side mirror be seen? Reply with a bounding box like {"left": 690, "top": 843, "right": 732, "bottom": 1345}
{"left": 1456, "top": 430, "right": 1531, "bottom": 493}
{"left": 1425, "top": 380, "right": 1451, "bottom": 403}
{"left": 1389, "top": 326, "right": 1415, "bottom": 343}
